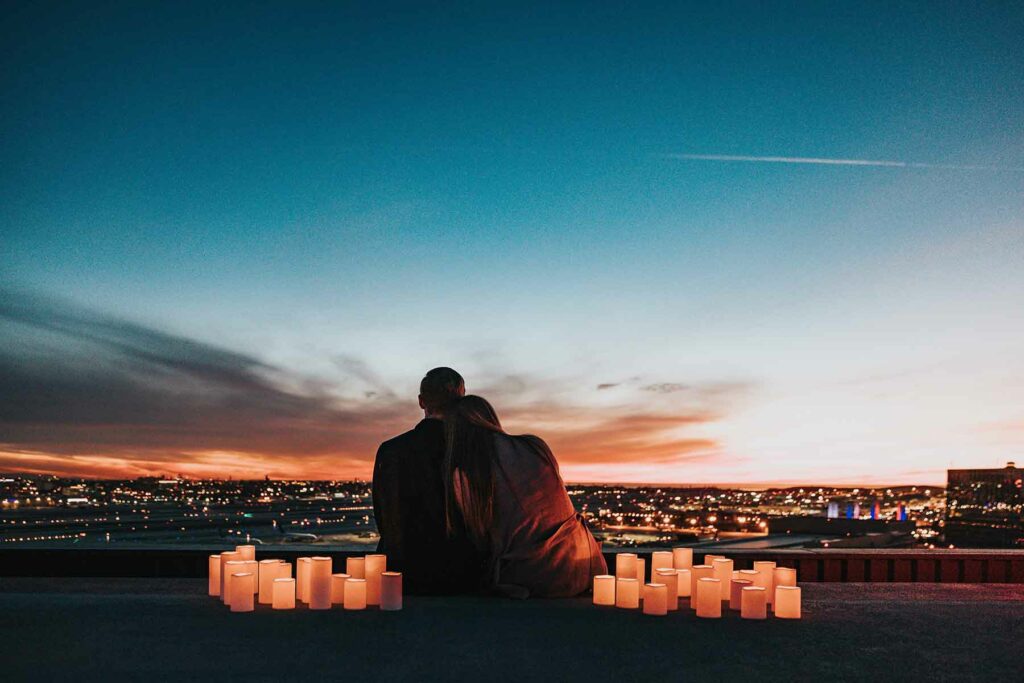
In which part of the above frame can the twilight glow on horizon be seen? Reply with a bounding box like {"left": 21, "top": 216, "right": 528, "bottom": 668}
{"left": 2, "top": 3, "right": 1022, "bottom": 485}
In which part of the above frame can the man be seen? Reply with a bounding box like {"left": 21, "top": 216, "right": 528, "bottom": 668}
{"left": 372, "top": 367, "right": 481, "bottom": 593}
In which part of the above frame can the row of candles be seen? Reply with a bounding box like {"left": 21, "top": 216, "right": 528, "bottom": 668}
{"left": 208, "top": 546, "right": 402, "bottom": 613}
{"left": 594, "top": 549, "right": 802, "bottom": 619}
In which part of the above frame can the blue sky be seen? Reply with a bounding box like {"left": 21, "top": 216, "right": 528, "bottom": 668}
{"left": 2, "top": 2, "right": 1022, "bottom": 482}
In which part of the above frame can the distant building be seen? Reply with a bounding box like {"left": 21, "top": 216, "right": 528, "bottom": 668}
{"left": 946, "top": 462, "right": 1024, "bottom": 548}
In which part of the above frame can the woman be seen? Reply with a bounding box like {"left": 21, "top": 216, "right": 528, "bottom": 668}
{"left": 443, "top": 395, "right": 607, "bottom": 597}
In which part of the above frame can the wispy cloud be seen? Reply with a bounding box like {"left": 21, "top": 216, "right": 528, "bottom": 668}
{"left": 662, "top": 153, "right": 1024, "bottom": 172}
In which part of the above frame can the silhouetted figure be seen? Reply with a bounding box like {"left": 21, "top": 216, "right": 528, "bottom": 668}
{"left": 372, "top": 367, "right": 482, "bottom": 594}
{"left": 444, "top": 395, "right": 607, "bottom": 597}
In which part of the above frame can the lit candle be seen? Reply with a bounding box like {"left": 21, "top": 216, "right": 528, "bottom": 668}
{"left": 346, "top": 556, "right": 365, "bottom": 579}
{"left": 740, "top": 586, "right": 767, "bottom": 619}
{"left": 365, "top": 554, "right": 386, "bottom": 606}
{"left": 219, "top": 551, "right": 240, "bottom": 603}
{"left": 739, "top": 569, "right": 759, "bottom": 584}
{"left": 229, "top": 572, "right": 255, "bottom": 612}
{"left": 593, "top": 574, "right": 615, "bottom": 606}
{"left": 712, "top": 558, "right": 734, "bottom": 600}
{"left": 344, "top": 578, "right": 367, "bottom": 610}
{"left": 654, "top": 569, "right": 678, "bottom": 611}
{"left": 615, "top": 553, "right": 637, "bottom": 580}
{"left": 695, "top": 578, "right": 722, "bottom": 618}
{"left": 704, "top": 554, "right": 725, "bottom": 565}
{"left": 331, "top": 573, "right": 350, "bottom": 604}
{"left": 635, "top": 558, "right": 646, "bottom": 584}
{"left": 650, "top": 551, "right": 673, "bottom": 574}
{"left": 729, "top": 578, "right": 752, "bottom": 610}
{"left": 208, "top": 555, "right": 221, "bottom": 597}
{"left": 241, "top": 560, "right": 258, "bottom": 593}
{"left": 672, "top": 547, "right": 693, "bottom": 570}
{"left": 381, "top": 572, "right": 403, "bottom": 611}
{"left": 309, "top": 557, "right": 333, "bottom": 610}
{"left": 774, "top": 586, "right": 801, "bottom": 619}
{"left": 223, "top": 561, "right": 246, "bottom": 607}
{"left": 642, "top": 583, "right": 667, "bottom": 616}
{"left": 689, "top": 565, "right": 713, "bottom": 607}
{"left": 258, "top": 560, "right": 285, "bottom": 604}
{"left": 753, "top": 561, "right": 776, "bottom": 604}
{"left": 773, "top": 567, "right": 797, "bottom": 593}
{"left": 297, "top": 557, "right": 312, "bottom": 603}
{"left": 615, "top": 578, "right": 639, "bottom": 608}
{"left": 676, "top": 568, "right": 692, "bottom": 598}
{"left": 235, "top": 545, "right": 256, "bottom": 561}
{"left": 272, "top": 578, "right": 295, "bottom": 610}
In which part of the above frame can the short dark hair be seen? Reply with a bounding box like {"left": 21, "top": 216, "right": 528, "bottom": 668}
{"left": 419, "top": 367, "right": 465, "bottom": 413}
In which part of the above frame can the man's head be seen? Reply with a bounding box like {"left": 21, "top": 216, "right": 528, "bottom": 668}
{"left": 418, "top": 367, "right": 465, "bottom": 418}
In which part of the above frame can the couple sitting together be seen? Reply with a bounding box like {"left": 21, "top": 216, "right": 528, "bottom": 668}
{"left": 372, "top": 367, "right": 607, "bottom": 598}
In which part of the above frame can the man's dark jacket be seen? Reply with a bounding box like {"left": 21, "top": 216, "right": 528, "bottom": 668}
{"left": 372, "top": 418, "right": 481, "bottom": 594}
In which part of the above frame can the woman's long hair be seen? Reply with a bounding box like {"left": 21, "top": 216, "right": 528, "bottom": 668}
{"left": 443, "top": 395, "right": 504, "bottom": 547}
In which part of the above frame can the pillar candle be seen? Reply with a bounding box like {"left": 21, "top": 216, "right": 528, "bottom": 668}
{"left": 676, "top": 568, "right": 692, "bottom": 598}
{"left": 615, "top": 553, "right": 637, "bottom": 580}
{"left": 208, "top": 555, "right": 221, "bottom": 597}
{"left": 258, "top": 560, "right": 283, "bottom": 603}
{"left": 774, "top": 586, "right": 801, "bottom": 619}
{"left": 672, "top": 547, "right": 693, "bottom": 570}
{"left": 331, "top": 573, "right": 350, "bottom": 604}
{"left": 241, "top": 560, "right": 258, "bottom": 593}
{"left": 635, "top": 558, "right": 646, "bottom": 584}
{"left": 236, "top": 545, "right": 256, "bottom": 561}
{"left": 223, "top": 561, "right": 246, "bottom": 607}
{"left": 704, "top": 554, "right": 724, "bottom": 565}
{"left": 739, "top": 569, "right": 759, "bottom": 585}
{"left": 773, "top": 567, "right": 797, "bottom": 592}
{"left": 615, "top": 578, "right": 639, "bottom": 608}
{"left": 753, "top": 561, "right": 777, "bottom": 604}
{"left": 642, "top": 583, "right": 667, "bottom": 616}
{"left": 712, "top": 558, "right": 734, "bottom": 600}
{"left": 729, "top": 579, "right": 752, "bottom": 610}
{"left": 593, "top": 575, "right": 615, "bottom": 606}
{"left": 279, "top": 562, "right": 293, "bottom": 579}
{"left": 219, "top": 551, "right": 240, "bottom": 603}
{"left": 297, "top": 557, "right": 312, "bottom": 603}
{"left": 381, "top": 572, "right": 403, "bottom": 611}
{"left": 695, "top": 578, "right": 722, "bottom": 618}
{"left": 272, "top": 578, "right": 295, "bottom": 610}
{"left": 650, "top": 551, "right": 673, "bottom": 574}
{"left": 689, "top": 565, "right": 713, "bottom": 607}
{"left": 365, "top": 554, "right": 386, "bottom": 606}
{"left": 229, "top": 572, "right": 255, "bottom": 612}
{"left": 346, "top": 556, "right": 365, "bottom": 579}
{"left": 309, "top": 556, "right": 333, "bottom": 610}
{"left": 343, "top": 578, "right": 367, "bottom": 610}
{"left": 741, "top": 586, "right": 767, "bottom": 619}
{"left": 732, "top": 570, "right": 741, "bottom": 581}
{"left": 654, "top": 569, "right": 678, "bottom": 611}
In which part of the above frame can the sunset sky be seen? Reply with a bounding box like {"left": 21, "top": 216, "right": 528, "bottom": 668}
{"left": 3, "top": 2, "right": 1023, "bottom": 485}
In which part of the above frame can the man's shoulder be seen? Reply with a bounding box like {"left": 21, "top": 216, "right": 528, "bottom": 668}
{"left": 377, "top": 419, "right": 444, "bottom": 458}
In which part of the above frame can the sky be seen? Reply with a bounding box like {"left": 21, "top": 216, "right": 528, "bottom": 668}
{"left": 2, "top": 1, "right": 1023, "bottom": 485}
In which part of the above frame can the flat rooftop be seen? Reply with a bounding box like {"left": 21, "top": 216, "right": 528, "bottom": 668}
{"left": 1, "top": 578, "right": 1020, "bottom": 681}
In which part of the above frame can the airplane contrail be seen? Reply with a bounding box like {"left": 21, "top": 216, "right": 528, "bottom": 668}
{"left": 662, "top": 153, "right": 1024, "bottom": 172}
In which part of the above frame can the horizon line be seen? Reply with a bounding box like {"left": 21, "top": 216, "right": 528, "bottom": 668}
{"left": 661, "top": 152, "right": 1024, "bottom": 172}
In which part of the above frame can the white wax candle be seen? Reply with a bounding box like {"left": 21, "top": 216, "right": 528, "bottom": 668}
{"left": 642, "top": 583, "right": 667, "bottom": 616}
{"left": 672, "top": 547, "right": 693, "bottom": 570}
{"left": 381, "top": 571, "right": 403, "bottom": 611}
{"left": 331, "top": 573, "right": 350, "bottom": 604}
{"left": 615, "top": 578, "right": 640, "bottom": 608}
{"left": 753, "top": 561, "right": 777, "bottom": 604}
{"left": 615, "top": 553, "right": 637, "bottom": 580}
{"left": 695, "top": 578, "right": 722, "bottom": 618}
{"left": 235, "top": 545, "right": 256, "bottom": 561}
{"left": 223, "top": 561, "right": 246, "bottom": 607}
{"left": 712, "top": 558, "right": 734, "bottom": 600}
{"left": 741, "top": 586, "right": 767, "bottom": 619}
{"left": 344, "top": 578, "right": 367, "bottom": 610}
{"left": 365, "top": 554, "right": 386, "bottom": 606}
{"left": 219, "top": 551, "right": 240, "bottom": 603}
{"left": 635, "top": 558, "right": 646, "bottom": 584}
{"left": 346, "top": 556, "right": 365, "bottom": 579}
{"left": 676, "top": 568, "right": 692, "bottom": 598}
{"left": 729, "top": 579, "right": 752, "bottom": 610}
{"left": 229, "top": 572, "right": 255, "bottom": 612}
{"left": 297, "top": 557, "right": 312, "bottom": 603}
{"left": 258, "top": 560, "right": 284, "bottom": 604}
{"left": 650, "top": 551, "right": 673, "bottom": 574}
{"left": 272, "top": 578, "right": 295, "bottom": 610}
{"left": 704, "top": 554, "right": 725, "bottom": 565}
{"left": 241, "top": 560, "right": 258, "bottom": 593}
{"left": 208, "top": 555, "right": 221, "bottom": 597}
{"left": 739, "top": 569, "right": 759, "bottom": 584}
{"left": 654, "top": 569, "right": 678, "bottom": 611}
{"left": 593, "top": 574, "right": 615, "bottom": 606}
{"left": 774, "top": 586, "right": 801, "bottom": 619}
{"left": 309, "top": 557, "right": 333, "bottom": 610}
{"left": 689, "top": 565, "right": 713, "bottom": 607}
{"left": 773, "top": 567, "right": 797, "bottom": 591}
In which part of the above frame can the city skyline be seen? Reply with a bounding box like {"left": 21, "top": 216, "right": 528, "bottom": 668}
{"left": 3, "top": 3, "right": 1023, "bottom": 485}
